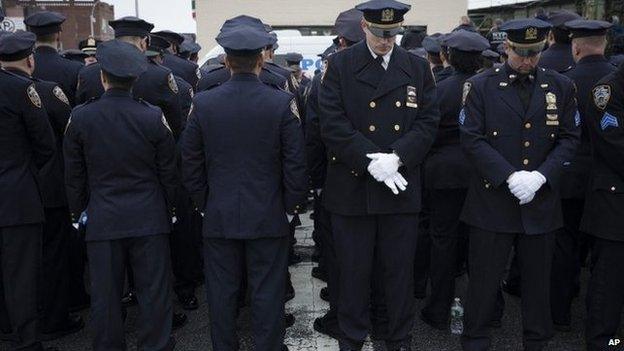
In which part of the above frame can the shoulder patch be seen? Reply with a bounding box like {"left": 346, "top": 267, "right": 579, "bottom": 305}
{"left": 161, "top": 114, "right": 172, "bottom": 133}
{"left": 290, "top": 99, "right": 300, "bottom": 121}
{"left": 321, "top": 62, "right": 328, "bottom": 83}
{"left": 27, "top": 85, "right": 42, "bottom": 108}
{"left": 290, "top": 75, "right": 300, "bottom": 90}
{"left": 188, "top": 103, "right": 194, "bottom": 118}
{"left": 593, "top": 85, "right": 611, "bottom": 110}
{"left": 459, "top": 108, "right": 466, "bottom": 125}
{"left": 196, "top": 68, "right": 202, "bottom": 80}
{"left": 462, "top": 82, "right": 472, "bottom": 106}
{"left": 600, "top": 112, "right": 619, "bottom": 130}
{"left": 53, "top": 86, "right": 70, "bottom": 106}
{"left": 167, "top": 73, "right": 179, "bottom": 94}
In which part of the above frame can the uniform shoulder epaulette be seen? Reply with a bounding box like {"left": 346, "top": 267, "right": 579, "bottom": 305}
{"left": 207, "top": 65, "right": 226, "bottom": 73}
{"left": 137, "top": 97, "right": 161, "bottom": 111}
{"left": 561, "top": 65, "right": 573, "bottom": 73}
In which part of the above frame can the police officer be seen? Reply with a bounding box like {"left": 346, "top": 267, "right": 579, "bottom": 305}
{"left": 0, "top": 31, "right": 85, "bottom": 341}
{"left": 285, "top": 52, "right": 310, "bottom": 87}
{"left": 0, "top": 31, "right": 57, "bottom": 351}
{"left": 420, "top": 30, "right": 490, "bottom": 331}
{"left": 437, "top": 36, "right": 455, "bottom": 82}
{"left": 78, "top": 36, "right": 100, "bottom": 66}
{"left": 181, "top": 25, "right": 307, "bottom": 351}
{"left": 308, "top": 8, "right": 365, "bottom": 340}
{"left": 76, "top": 16, "right": 184, "bottom": 139}
{"left": 196, "top": 15, "right": 288, "bottom": 93}
{"left": 459, "top": 19, "right": 580, "bottom": 351}
{"left": 319, "top": 0, "right": 439, "bottom": 349}
{"left": 154, "top": 30, "right": 201, "bottom": 89}
{"left": 539, "top": 10, "right": 581, "bottom": 73}
{"left": 553, "top": 19, "right": 616, "bottom": 332}
{"left": 581, "top": 53, "right": 624, "bottom": 351}
{"left": 63, "top": 39, "right": 178, "bottom": 351}
{"left": 422, "top": 35, "right": 444, "bottom": 81}
{"left": 24, "top": 11, "right": 83, "bottom": 106}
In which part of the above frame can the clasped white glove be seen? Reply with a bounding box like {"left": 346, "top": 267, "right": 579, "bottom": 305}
{"left": 366, "top": 153, "right": 401, "bottom": 182}
{"left": 507, "top": 171, "right": 547, "bottom": 205}
{"left": 383, "top": 172, "right": 409, "bottom": 195}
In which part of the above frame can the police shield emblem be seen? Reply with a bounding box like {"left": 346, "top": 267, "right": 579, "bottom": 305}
{"left": 406, "top": 86, "right": 418, "bottom": 108}
{"left": 593, "top": 85, "right": 611, "bottom": 110}
{"left": 462, "top": 82, "right": 472, "bottom": 106}
{"left": 27, "top": 85, "right": 41, "bottom": 108}
{"left": 381, "top": 9, "right": 394, "bottom": 22}
{"left": 167, "top": 73, "right": 179, "bottom": 94}
{"left": 53, "top": 86, "right": 70, "bottom": 106}
{"left": 290, "top": 99, "right": 300, "bottom": 121}
{"left": 525, "top": 27, "right": 538, "bottom": 40}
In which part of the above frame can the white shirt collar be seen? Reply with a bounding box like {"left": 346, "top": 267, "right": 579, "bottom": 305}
{"left": 366, "top": 42, "right": 393, "bottom": 70}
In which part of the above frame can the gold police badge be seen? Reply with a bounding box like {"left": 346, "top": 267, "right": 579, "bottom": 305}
{"left": 27, "top": 85, "right": 41, "bottom": 108}
{"left": 525, "top": 27, "right": 538, "bottom": 40}
{"left": 53, "top": 86, "right": 70, "bottom": 106}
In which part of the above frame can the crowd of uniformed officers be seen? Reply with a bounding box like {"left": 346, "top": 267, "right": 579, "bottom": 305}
{"left": 0, "top": 0, "right": 624, "bottom": 350}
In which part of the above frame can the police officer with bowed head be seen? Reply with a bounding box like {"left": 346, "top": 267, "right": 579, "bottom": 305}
{"left": 64, "top": 39, "right": 178, "bottom": 351}
{"left": 78, "top": 36, "right": 100, "bottom": 66}
{"left": 196, "top": 15, "right": 288, "bottom": 93}
{"left": 153, "top": 30, "right": 201, "bottom": 89}
{"left": 0, "top": 30, "right": 57, "bottom": 351}
{"left": 181, "top": 25, "right": 307, "bottom": 351}
{"left": 552, "top": 19, "right": 616, "bottom": 332}
{"left": 422, "top": 35, "right": 444, "bottom": 80}
{"left": 539, "top": 10, "right": 581, "bottom": 73}
{"left": 0, "top": 30, "right": 85, "bottom": 341}
{"left": 581, "top": 56, "right": 624, "bottom": 351}
{"left": 436, "top": 34, "right": 455, "bottom": 82}
{"left": 420, "top": 30, "right": 490, "bottom": 331}
{"left": 307, "top": 8, "right": 365, "bottom": 340}
{"left": 319, "top": 0, "right": 440, "bottom": 349}
{"left": 76, "top": 16, "right": 184, "bottom": 140}
{"left": 459, "top": 18, "right": 580, "bottom": 351}
{"left": 24, "top": 11, "right": 83, "bottom": 106}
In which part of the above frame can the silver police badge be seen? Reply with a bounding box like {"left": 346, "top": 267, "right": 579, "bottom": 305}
{"left": 593, "top": 85, "right": 611, "bottom": 110}
{"left": 27, "top": 85, "right": 41, "bottom": 108}
{"left": 462, "top": 82, "right": 471, "bottom": 106}
{"left": 53, "top": 86, "right": 70, "bottom": 106}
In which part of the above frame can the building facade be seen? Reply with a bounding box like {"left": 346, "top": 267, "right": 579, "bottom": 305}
{"left": 1, "top": 0, "right": 114, "bottom": 49}
{"left": 195, "top": 0, "right": 468, "bottom": 54}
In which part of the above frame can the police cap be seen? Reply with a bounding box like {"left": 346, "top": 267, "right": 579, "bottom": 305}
{"left": 482, "top": 49, "right": 500, "bottom": 60}
{"left": 62, "top": 49, "right": 89, "bottom": 62}
{"left": 565, "top": 19, "right": 613, "bottom": 39}
{"left": 153, "top": 30, "right": 184, "bottom": 46}
{"left": 146, "top": 35, "right": 169, "bottom": 57}
{"left": 285, "top": 52, "right": 303, "bottom": 65}
{"left": 24, "top": 11, "right": 66, "bottom": 36}
{"left": 334, "top": 8, "right": 365, "bottom": 43}
{"left": 79, "top": 36, "right": 101, "bottom": 56}
{"left": 422, "top": 36, "right": 441, "bottom": 54}
{"left": 546, "top": 10, "right": 581, "bottom": 28}
{"left": 216, "top": 26, "right": 274, "bottom": 57}
{"left": 220, "top": 15, "right": 266, "bottom": 33}
{"left": 500, "top": 18, "right": 551, "bottom": 56}
{"left": 109, "top": 17, "right": 154, "bottom": 38}
{"left": 355, "top": 0, "right": 411, "bottom": 38}
{"left": 97, "top": 39, "right": 148, "bottom": 79}
{"left": 0, "top": 31, "right": 36, "bottom": 61}
{"left": 180, "top": 41, "right": 201, "bottom": 56}
{"left": 444, "top": 30, "right": 490, "bottom": 53}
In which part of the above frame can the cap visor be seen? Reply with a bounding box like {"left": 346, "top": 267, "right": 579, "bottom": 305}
{"left": 368, "top": 26, "right": 402, "bottom": 38}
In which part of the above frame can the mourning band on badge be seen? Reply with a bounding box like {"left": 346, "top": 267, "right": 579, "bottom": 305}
{"left": 593, "top": 84, "right": 611, "bottom": 110}
{"left": 53, "top": 86, "right": 70, "bottom": 106}
{"left": 27, "top": 84, "right": 41, "bottom": 108}
{"left": 406, "top": 86, "right": 418, "bottom": 108}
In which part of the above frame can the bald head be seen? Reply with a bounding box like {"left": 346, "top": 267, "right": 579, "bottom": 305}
{"left": 572, "top": 35, "right": 607, "bottom": 62}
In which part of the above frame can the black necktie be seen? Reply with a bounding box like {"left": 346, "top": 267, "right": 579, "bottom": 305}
{"left": 375, "top": 55, "right": 384, "bottom": 69}
{"left": 515, "top": 75, "right": 534, "bottom": 112}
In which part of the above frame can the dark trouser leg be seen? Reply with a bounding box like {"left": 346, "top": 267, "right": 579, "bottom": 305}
{"left": 87, "top": 239, "right": 127, "bottom": 351}
{"left": 246, "top": 236, "right": 289, "bottom": 351}
{"left": 204, "top": 238, "right": 243, "bottom": 351}
{"left": 505, "top": 251, "right": 521, "bottom": 292}
{"left": 413, "top": 191, "right": 431, "bottom": 298}
{"left": 378, "top": 214, "right": 419, "bottom": 349}
{"left": 517, "top": 233, "right": 554, "bottom": 351}
{"left": 131, "top": 235, "right": 174, "bottom": 351}
{"left": 67, "top": 225, "right": 89, "bottom": 309}
{"left": 41, "top": 207, "right": 71, "bottom": 333}
{"left": 551, "top": 198, "right": 583, "bottom": 326}
{"left": 1, "top": 224, "right": 43, "bottom": 351}
{"left": 170, "top": 190, "right": 201, "bottom": 300}
{"left": 332, "top": 214, "right": 376, "bottom": 349}
{"left": 585, "top": 238, "right": 624, "bottom": 351}
{"left": 462, "top": 228, "right": 514, "bottom": 351}
{"left": 319, "top": 204, "right": 338, "bottom": 314}
{"left": 423, "top": 188, "right": 467, "bottom": 326}
{"left": 371, "top": 248, "right": 388, "bottom": 341}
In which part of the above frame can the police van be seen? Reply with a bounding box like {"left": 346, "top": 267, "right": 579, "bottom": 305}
{"left": 200, "top": 30, "right": 335, "bottom": 77}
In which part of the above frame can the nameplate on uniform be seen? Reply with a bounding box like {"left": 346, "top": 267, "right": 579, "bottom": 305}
{"left": 546, "top": 120, "right": 559, "bottom": 126}
{"left": 406, "top": 86, "right": 418, "bottom": 108}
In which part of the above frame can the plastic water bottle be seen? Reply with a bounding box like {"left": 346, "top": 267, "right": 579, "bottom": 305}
{"left": 450, "top": 297, "right": 464, "bottom": 335}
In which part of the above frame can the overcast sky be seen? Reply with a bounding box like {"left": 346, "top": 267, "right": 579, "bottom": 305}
{"left": 105, "top": 0, "right": 196, "bottom": 33}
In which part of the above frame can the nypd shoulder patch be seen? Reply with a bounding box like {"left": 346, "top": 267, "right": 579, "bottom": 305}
{"left": 600, "top": 112, "right": 619, "bottom": 131}
{"left": 593, "top": 85, "right": 611, "bottom": 110}
{"left": 53, "top": 86, "right": 70, "bottom": 106}
{"left": 167, "top": 73, "right": 179, "bottom": 94}
{"left": 27, "top": 84, "right": 42, "bottom": 108}
{"left": 459, "top": 108, "right": 466, "bottom": 125}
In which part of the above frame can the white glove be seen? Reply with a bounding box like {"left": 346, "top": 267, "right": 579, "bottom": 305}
{"left": 366, "top": 153, "right": 401, "bottom": 182}
{"left": 382, "top": 172, "right": 409, "bottom": 195}
{"left": 507, "top": 171, "right": 546, "bottom": 205}
{"left": 172, "top": 216, "right": 178, "bottom": 224}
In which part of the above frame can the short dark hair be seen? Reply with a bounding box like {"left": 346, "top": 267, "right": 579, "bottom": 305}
{"left": 102, "top": 70, "right": 136, "bottom": 90}
{"left": 225, "top": 53, "right": 262, "bottom": 73}
{"left": 427, "top": 52, "right": 442, "bottom": 65}
{"left": 552, "top": 28, "right": 572, "bottom": 44}
{"left": 449, "top": 48, "right": 483, "bottom": 74}
{"left": 36, "top": 33, "right": 57, "bottom": 43}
